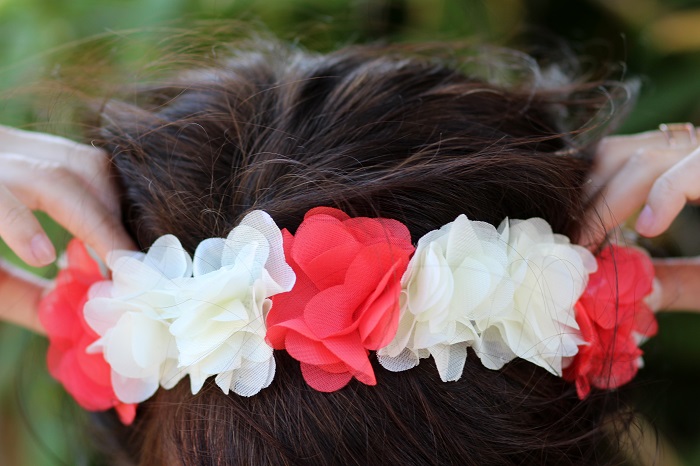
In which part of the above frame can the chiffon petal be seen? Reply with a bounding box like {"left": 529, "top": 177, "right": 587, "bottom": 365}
{"left": 266, "top": 207, "right": 413, "bottom": 391}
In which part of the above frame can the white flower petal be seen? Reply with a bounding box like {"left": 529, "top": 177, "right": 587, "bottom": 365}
{"left": 215, "top": 369, "right": 234, "bottom": 394}
{"left": 193, "top": 238, "right": 226, "bottom": 276}
{"left": 111, "top": 371, "right": 160, "bottom": 404}
{"left": 223, "top": 225, "right": 269, "bottom": 275}
{"left": 237, "top": 334, "right": 274, "bottom": 363}
{"left": 475, "top": 325, "right": 517, "bottom": 370}
{"left": 381, "top": 215, "right": 508, "bottom": 373}
{"left": 160, "top": 357, "right": 188, "bottom": 390}
{"left": 103, "top": 312, "right": 170, "bottom": 378}
{"left": 82, "top": 212, "right": 294, "bottom": 404}
{"left": 379, "top": 214, "right": 591, "bottom": 382}
{"left": 405, "top": 242, "right": 453, "bottom": 316}
{"left": 83, "top": 297, "right": 135, "bottom": 335}
{"left": 143, "top": 235, "right": 193, "bottom": 280}
{"left": 452, "top": 258, "right": 493, "bottom": 310}
{"left": 229, "top": 359, "right": 276, "bottom": 397}
{"left": 87, "top": 280, "right": 113, "bottom": 300}
{"left": 109, "top": 255, "right": 171, "bottom": 296}
{"left": 187, "top": 365, "right": 209, "bottom": 395}
{"left": 430, "top": 343, "right": 468, "bottom": 382}
{"left": 377, "top": 347, "right": 421, "bottom": 372}
{"left": 130, "top": 314, "right": 173, "bottom": 370}
{"left": 238, "top": 210, "right": 295, "bottom": 292}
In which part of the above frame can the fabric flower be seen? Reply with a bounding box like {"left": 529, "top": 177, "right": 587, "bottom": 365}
{"left": 266, "top": 207, "right": 415, "bottom": 392}
{"left": 563, "top": 245, "right": 657, "bottom": 399}
{"left": 167, "top": 210, "right": 295, "bottom": 396}
{"left": 378, "top": 216, "right": 596, "bottom": 381}
{"left": 482, "top": 218, "right": 596, "bottom": 375}
{"left": 85, "top": 210, "right": 294, "bottom": 402}
{"left": 38, "top": 240, "right": 136, "bottom": 425}
{"left": 84, "top": 235, "right": 190, "bottom": 403}
{"left": 377, "top": 215, "right": 509, "bottom": 381}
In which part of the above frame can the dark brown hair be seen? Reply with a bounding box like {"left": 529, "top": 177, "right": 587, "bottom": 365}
{"left": 93, "top": 41, "right": 633, "bottom": 465}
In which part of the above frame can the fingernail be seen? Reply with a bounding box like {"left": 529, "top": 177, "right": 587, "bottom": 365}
{"left": 31, "top": 234, "right": 56, "bottom": 265}
{"left": 636, "top": 205, "right": 655, "bottom": 235}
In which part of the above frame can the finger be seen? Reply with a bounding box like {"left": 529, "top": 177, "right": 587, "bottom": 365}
{"left": 25, "top": 176, "right": 134, "bottom": 260}
{"left": 0, "top": 126, "right": 119, "bottom": 213}
{"left": 0, "top": 260, "right": 49, "bottom": 334}
{"left": 579, "top": 147, "right": 688, "bottom": 248}
{"left": 0, "top": 124, "right": 104, "bottom": 174}
{"left": 636, "top": 147, "right": 700, "bottom": 237}
{"left": 0, "top": 152, "right": 120, "bottom": 219}
{"left": 588, "top": 130, "right": 690, "bottom": 198}
{"left": 0, "top": 186, "right": 56, "bottom": 267}
{"left": 1, "top": 155, "right": 135, "bottom": 260}
{"left": 0, "top": 150, "right": 113, "bottom": 199}
{"left": 651, "top": 258, "right": 700, "bottom": 313}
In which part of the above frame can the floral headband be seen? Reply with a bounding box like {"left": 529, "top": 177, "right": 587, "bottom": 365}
{"left": 39, "top": 207, "right": 657, "bottom": 425}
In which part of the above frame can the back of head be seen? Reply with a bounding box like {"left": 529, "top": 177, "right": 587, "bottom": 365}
{"left": 95, "top": 41, "right": 630, "bottom": 465}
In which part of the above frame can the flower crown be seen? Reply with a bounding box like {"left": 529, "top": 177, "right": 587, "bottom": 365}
{"left": 39, "top": 207, "right": 657, "bottom": 425}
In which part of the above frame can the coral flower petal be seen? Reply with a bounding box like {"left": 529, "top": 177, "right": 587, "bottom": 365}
{"left": 39, "top": 239, "right": 136, "bottom": 422}
{"left": 563, "top": 245, "right": 656, "bottom": 398}
{"left": 285, "top": 330, "right": 342, "bottom": 366}
{"left": 300, "top": 363, "right": 354, "bottom": 392}
{"left": 266, "top": 207, "right": 413, "bottom": 392}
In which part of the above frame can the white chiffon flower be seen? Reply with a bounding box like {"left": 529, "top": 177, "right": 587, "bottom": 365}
{"left": 378, "top": 215, "right": 510, "bottom": 381}
{"left": 85, "top": 234, "right": 191, "bottom": 403}
{"left": 476, "top": 218, "right": 596, "bottom": 375}
{"left": 84, "top": 210, "right": 295, "bottom": 403}
{"left": 168, "top": 210, "right": 295, "bottom": 397}
{"left": 378, "top": 215, "right": 596, "bottom": 382}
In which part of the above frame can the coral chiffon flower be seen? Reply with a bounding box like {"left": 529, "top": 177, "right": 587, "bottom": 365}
{"left": 563, "top": 245, "right": 657, "bottom": 399}
{"left": 38, "top": 240, "right": 136, "bottom": 425}
{"left": 266, "top": 207, "right": 415, "bottom": 392}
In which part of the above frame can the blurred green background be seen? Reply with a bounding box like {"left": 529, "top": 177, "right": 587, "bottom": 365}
{"left": 2, "top": 0, "right": 700, "bottom": 464}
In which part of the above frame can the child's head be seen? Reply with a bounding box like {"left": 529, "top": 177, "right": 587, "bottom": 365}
{"left": 90, "top": 42, "right": 632, "bottom": 465}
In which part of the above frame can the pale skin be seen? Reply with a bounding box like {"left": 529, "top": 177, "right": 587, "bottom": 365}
{"left": 580, "top": 127, "right": 700, "bottom": 312}
{"left": 0, "top": 125, "right": 699, "bottom": 334}
{"left": 0, "top": 125, "right": 134, "bottom": 333}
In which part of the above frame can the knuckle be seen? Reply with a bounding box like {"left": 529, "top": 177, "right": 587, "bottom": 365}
{"left": 651, "top": 175, "right": 677, "bottom": 199}
{"left": 44, "top": 163, "right": 72, "bottom": 182}
{"left": 3, "top": 203, "right": 32, "bottom": 229}
{"left": 32, "top": 160, "right": 73, "bottom": 184}
{"left": 630, "top": 149, "right": 656, "bottom": 166}
{"left": 75, "top": 201, "right": 117, "bottom": 242}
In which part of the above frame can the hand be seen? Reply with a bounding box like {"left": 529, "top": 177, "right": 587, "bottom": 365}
{"left": 581, "top": 126, "right": 700, "bottom": 312}
{"left": 581, "top": 127, "right": 700, "bottom": 246}
{"left": 0, "top": 125, "right": 134, "bottom": 332}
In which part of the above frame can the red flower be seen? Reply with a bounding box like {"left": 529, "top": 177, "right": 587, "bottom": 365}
{"left": 39, "top": 240, "right": 136, "bottom": 425}
{"left": 563, "top": 245, "right": 657, "bottom": 399}
{"left": 266, "top": 207, "right": 415, "bottom": 392}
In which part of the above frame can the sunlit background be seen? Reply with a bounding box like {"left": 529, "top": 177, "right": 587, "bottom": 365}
{"left": 2, "top": 0, "right": 700, "bottom": 464}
